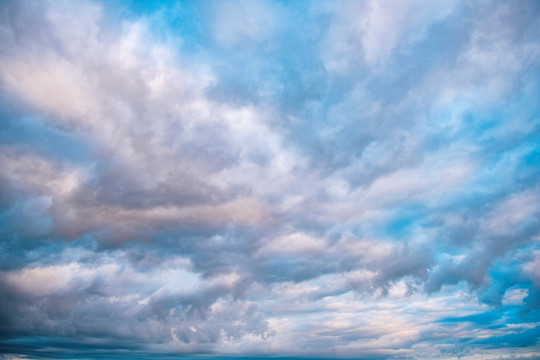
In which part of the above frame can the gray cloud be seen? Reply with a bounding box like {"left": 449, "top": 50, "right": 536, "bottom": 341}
{"left": 1, "top": 0, "right": 540, "bottom": 359}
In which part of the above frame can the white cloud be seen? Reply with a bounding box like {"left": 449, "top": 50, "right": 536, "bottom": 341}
{"left": 210, "top": 0, "right": 279, "bottom": 48}
{"left": 483, "top": 189, "right": 540, "bottom": 236}
{"left": 0, "top": 55, "right": 98, "bottom": 121}
{"left": 523, "top": 250, "right": 540, "bottom": 286}
{"left": 319, "top": 0, "right": 458, "bottom": 72}
{"left": 1, "top": 0, "right": 540, "bottom": 358}
{"left": 257, "top": 232, "right": 328, "bottom": 256}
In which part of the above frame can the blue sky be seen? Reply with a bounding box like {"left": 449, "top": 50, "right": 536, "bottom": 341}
{"left": 0, "top": 0, "right": 540, "bottom": 359}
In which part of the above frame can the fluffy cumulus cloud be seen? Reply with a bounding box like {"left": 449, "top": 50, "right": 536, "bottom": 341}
{"left": 1, "top": 0, "right": 540, "bottom": 359}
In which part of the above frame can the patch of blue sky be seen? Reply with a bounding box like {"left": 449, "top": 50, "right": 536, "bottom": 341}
{"left": 375, "top": 204, "right": 427, "bottom": 240}
{"left": 111, "top": 0, "right": 179, "bottom": 18}
{"left": 433, "top": 305, "right": 540, "bottom": 349}
{"left": 2, "top": 218, "right": 97, "bottom": 267}
{"left": 0, "top": 115, "right": 95, "bottom": 165}
{"left": 108, "top": 0, "right": 210, "bottom": 55}
{"left": 426, "top": 86, "right": 538, "bottom": 146}
{"left": 472, "top": 325, "right": 540, "bottom": 348}
{"left": 0, "top": 232, "right": 61, "bottom": 271}
{"left": 437, "top": 309, "right": 503, "bottom": 326}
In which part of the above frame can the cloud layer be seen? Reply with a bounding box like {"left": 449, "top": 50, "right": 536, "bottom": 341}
{"left": 1, "top": 0, "right": 540, "bottom": 359}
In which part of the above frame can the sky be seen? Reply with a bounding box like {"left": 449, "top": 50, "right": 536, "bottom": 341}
{"left": 0, "top": 0, "right": 540, "bottom": 359}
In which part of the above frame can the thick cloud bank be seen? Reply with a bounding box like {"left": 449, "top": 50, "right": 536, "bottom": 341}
{"left": 1, "top": 0, "right": 540, "bottom": 359}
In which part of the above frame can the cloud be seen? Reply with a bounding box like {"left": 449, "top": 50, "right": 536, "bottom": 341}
{"left": 318, "top": 0, "right": 458, "bottom": 73}
{"left": 209, "top": 0, "right": 279, "bottom": 48}
{"left": 1, "top": 0, "right": 540, "bottom": 359}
